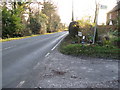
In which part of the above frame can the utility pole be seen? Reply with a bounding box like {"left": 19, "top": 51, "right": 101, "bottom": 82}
{"left": 72, "top": 0, "right": 74, "bottom": 21}
{"left": 93, "top": 0, "right": 99, "bottom": 44}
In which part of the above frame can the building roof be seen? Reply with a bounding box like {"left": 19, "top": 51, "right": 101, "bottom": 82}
{"left": 108, "top": 1, "right": 120, "bottom": 13}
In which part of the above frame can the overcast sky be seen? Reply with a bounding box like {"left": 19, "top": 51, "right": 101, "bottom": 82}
{"left": 37, "top": 0, "right": 117, "bottom": 25}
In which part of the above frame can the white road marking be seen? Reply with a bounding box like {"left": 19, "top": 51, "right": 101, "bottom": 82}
{"left": 16, "top": 81, "right": 25, "bottom": 88}
{"left": 34, "top": 86, "right": 42, "bottom": 88}
{"left": 45, "top": 53, "right": 50, "bottom": 57}
{"left": 51, "top": 37, "right": 64, "bottom": 51}
{"left": 45, "top": 33, "right": 67, "bottom": 58}
{"left": 4, "top": 47, "right": 12, "bottom": 50}
{"left": 3, "top": 45, "right": 17, "bottom": 50}
{"left": 51, "top": 32, "right": 68, "bottom": 51}
{"left": 33, "top": 62, "right": 40, "bottom": 69}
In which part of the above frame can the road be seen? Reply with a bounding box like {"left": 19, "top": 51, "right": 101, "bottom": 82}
{"left": 2, "top": 31, "right": 68, "bottom": 88}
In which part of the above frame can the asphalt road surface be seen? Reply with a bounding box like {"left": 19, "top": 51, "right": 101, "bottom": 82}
{"left": 2, "top": 31, "right": 68, "bottom": 88}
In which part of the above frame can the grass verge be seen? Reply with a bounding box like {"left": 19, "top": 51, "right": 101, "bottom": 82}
{"left": 0, "top": 32, "right": 56, "bottom": 42}
{"left": 59, "top": 35, "right": 120, "bottom": 60}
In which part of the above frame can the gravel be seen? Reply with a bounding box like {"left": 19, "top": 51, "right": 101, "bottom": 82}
{"left": 36, "top": 47, "right": 119, "bottom": 88}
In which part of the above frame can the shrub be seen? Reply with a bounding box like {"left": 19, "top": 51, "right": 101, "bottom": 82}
{"left": 68, "top": 21, "right": 79, "bottom": 37}
{"left": 2, "top": 6, "right": 25, "bottom": 38}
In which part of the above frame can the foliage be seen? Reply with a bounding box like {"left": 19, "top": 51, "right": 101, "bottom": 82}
{"left": 109, "top": 30, "right": 120, "bottom": 47}
{"left": 68, "top": 21, "right": 79, "bottom": 37}
{"left": 59, "top": 35, "right": 120, "bottom": 59}
{"left": 2, "top": 1, "right": 64, "bottom": 39}
{"left": 76, "top": 16, "right": 95, "bottom": 39}
{"left": 42, "top": 1, "right": 63, "bottom": 32}
{"left": 0, "top": 4, "right": 2, "bottom": 38}
{"left": 96, "top": 29, "right": 119, "bottom": 48}
{"left": 77, "top": 16, "right": 94, "bottom": 28}
{"left": 61, "top": 44, "right": 119, "bottom": 59}
{"left": 117, "top": 15, "right": 120, "bottom": 38}
{"left": 30, "top": 16, "right": 41, "bottom": 34}
{"left": 2, "top": 6, "right": 25, "bottom": 38}
{"left": 29, "top": 13, "right": 48, "bottom": 34}
{"left": 42, "top": 1, "right": 56, "bottom": 17}
{"left": 111, "top": 30, "right": 119, "bottom": 36}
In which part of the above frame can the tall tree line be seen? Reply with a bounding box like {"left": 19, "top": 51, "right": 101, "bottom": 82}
{"left": 1, "top": 1, "right": 65, "bottom": 39}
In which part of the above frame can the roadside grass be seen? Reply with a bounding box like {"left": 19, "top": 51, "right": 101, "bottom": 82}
{"left": 0, "top": 32, "right": 56, "bottom": 42}
{"left": 59, "top": 35, "right": 120, "bottom": 60}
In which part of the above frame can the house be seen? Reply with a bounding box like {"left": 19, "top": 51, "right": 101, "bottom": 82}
{"left": 106, "top": 1, "right": 120, "bottom": 25}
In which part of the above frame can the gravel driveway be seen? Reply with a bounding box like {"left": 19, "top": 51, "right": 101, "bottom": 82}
{"left": 36, "top": 48, "right": 119, "bottom": 88}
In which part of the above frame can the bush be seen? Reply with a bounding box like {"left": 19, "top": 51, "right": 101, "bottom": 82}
{"left": 60, "top": 43, "right": 120, "bottom": 59}
{"left": 59, "top": 35, "right": 120, "bottom": 59}
{"left": 2, "top": 6, "right": 25, "bottom": 38}
{"left": 68, "top": 21, "right": 79, "bottom": 37}
{"left": 30, "top": 13, "right": 47, "bottom": 34}
{"left": 112, "top": 37, "right": 120, "bottom": 47}
{"left": 97, "top": 30, "right": 119, "bottom": 47}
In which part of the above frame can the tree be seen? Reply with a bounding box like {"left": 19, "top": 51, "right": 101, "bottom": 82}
{"left": 2, "top": 0, "right": 64, "bottom": 39}
{"left": 42, "top": 1, "right": 62, "bottom": 32}
{"left": 0, "top": 3, "right": 2, "bottom": 38}
{"left": 2, "top": 4, "right": 25, "bottom": 38}
{"left": 77, "top": 16, "right": 94, "bottom": 28}
{"left": 29, "top": 13, "right": 48, "bottom": 34}
{"left": 50, "top": 13, "right": 61, "bottom": 32}
{"left": 75, "top": 16, "right": 94, "bottom": 37}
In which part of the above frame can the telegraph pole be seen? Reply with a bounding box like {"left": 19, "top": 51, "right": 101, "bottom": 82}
{"left": 93, "top": 0, "right": 99, "bottom": 44}
{"left": 72, "top": 0, "right": 74, "bottom": 21}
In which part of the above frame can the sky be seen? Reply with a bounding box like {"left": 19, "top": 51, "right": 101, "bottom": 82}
{"left": 37, "top": 0, "right": 117, "bottom": 25}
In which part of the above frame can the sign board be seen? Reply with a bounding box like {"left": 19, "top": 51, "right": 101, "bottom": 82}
{"left": 78, "top": 32, "right": 82, "bottom": 36}
{"left": 109, "top": 21, "right": 113, "bottom": 25}
{"left": 82, "top": 36, "right": 85, "bottom": 39}
{"left": 100, "top": 5, "right": 107, "bottom": 9}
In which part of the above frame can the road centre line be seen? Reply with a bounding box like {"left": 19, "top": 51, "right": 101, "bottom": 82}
{"left": 16, "top": 81, "right": 25, "bottom": 88}
{"left": 4, "top": 47, "right": 12, "bottom": 50}
{"left": 3, "top": 45, "right": 17, "bottom": 50}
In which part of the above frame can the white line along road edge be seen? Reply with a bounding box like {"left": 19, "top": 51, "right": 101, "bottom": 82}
{"left": 45, "top": 53, "right": 50, "bottom": 57}
{"left": 51, "top": 32, "right": 68, "bottom": 51}
{"left": 51, "top": 37, "right": 64, "bottom": 51}
{"left": 45, "top": 32, "right": 68, "bottom": 57}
